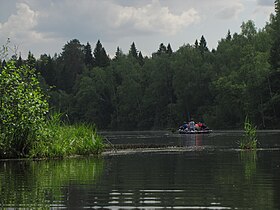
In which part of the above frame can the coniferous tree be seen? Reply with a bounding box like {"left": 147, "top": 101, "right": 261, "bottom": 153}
{"left": 27, "top": 51, "right": 36, "bottom": 68}
{"left": 167, "top": 43, "right": 173, "bottom": 55}
{"left": 93, "top": 40, "right": 110, "bottom": 67}
{"left": 114, "top": 47, "right": 124, "bottom": 60}
{"left": 226, "top": 30, "right": 232, "bottom": 41}
{"left": 199, "top": 35, "right": 208, "bottom": 54}
{"left": 138, "top": 51, "right": 144, "bottom": 66}
{"left": 17, "top": 54, "right": 23, "bottom": 67}
{"left": 58, "top": 39, "right": 85, "bottom": 93}
{"left": 157, "top": 43, "right": 167, "bottom": 55}
{"left": 129, "top": 42, "right": 138, "bottom": 59}
{"left": 37, "top": 54, "right": 56, "bottom": 87}
{"left": 194, "top": 39, "right": 199, "bottom": 49}
{"left": 84, "top": 42, "right": 94, "bottom": 68}
{"left": 101, "top": 47, "right": 110, "bottom": 67}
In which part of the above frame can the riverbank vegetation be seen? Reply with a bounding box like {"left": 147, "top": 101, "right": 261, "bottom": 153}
{"left": 0, "top": 60, "right": 104, "bottom": 159}
{"left": 1, "top": 2, "right": 280, "bottom": 134}
{"left": 29, "top": 113, "right": 104, "bottom": 158}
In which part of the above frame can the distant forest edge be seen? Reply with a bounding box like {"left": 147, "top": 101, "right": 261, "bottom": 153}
{"left": 1, "top": 1, "right": 280, "bottom": 130}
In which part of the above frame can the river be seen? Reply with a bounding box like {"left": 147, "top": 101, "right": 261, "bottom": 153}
{"left": 1, "top": 131, "right": 280, "bottom": 209}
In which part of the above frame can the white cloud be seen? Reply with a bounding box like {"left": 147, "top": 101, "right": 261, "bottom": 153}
{"left": 108, "top": 0, "right": 200, "bottom": 35}
{"left": 0, "top": 3, "right": 39, "bottom": 40}
{"left": 28, "top": 0, "right": 199, "bottom": 40}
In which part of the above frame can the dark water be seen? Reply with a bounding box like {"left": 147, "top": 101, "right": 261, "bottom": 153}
{"left": 1, "top": 131, "right": 280, "bottom": 209}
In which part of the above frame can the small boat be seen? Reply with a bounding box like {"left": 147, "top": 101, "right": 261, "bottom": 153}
{"left": 178, "top": 129, "right": 213, "bottom": 134}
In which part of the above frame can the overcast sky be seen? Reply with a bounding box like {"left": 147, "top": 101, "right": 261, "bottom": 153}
{"left": 0, "top": 0, "right": 275, "bottom": 59}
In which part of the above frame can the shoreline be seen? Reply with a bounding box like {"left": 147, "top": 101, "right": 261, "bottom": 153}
{"left": 1, "top": 146, "right": 279, "bottom": 161}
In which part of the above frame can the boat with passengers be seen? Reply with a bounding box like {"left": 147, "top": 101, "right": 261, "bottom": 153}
{"left": 178, "top": 120, "right": 212, "bottom": 134}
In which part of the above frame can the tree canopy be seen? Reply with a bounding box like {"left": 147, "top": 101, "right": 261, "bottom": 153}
{"left": 5, "top": 3, "right": 280, "bottom": 130}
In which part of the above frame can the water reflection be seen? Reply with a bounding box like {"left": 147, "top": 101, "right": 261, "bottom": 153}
{"left": 0, "top": 158, "right": 103, "bottom": 209}
{"left": 0, "top": 131, "right": 280, "bottom": 209}
{"left": 240, "top": 151, "right": 257, "bottom": 180}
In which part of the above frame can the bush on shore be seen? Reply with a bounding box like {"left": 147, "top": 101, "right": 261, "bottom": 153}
{"left": 0, "top": 61, "right": 103, "bottom": 159}
{"left": 0, "top": 61, "right": 49, "bottom": 157}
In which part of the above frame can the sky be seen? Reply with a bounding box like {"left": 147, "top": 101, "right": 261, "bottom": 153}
{"left": 0, "top": 0, "right": 276, "bottom": 59}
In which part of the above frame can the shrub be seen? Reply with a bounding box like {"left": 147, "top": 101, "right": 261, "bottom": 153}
{"left": 0, "top": 61, "right": 49, "bottom": 157}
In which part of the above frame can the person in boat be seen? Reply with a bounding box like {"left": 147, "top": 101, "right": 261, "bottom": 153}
{"left": 189, "top": 119, "right": 195, "bottom": 131}
{"left": 201, "top": 122, "right": 208, "bottom": 130}
{"left": 181, "top": 121, "right": 188, "bottom": 130}
{"left": 195, "top": 122, "right": 201, "bottom": 131}
{"left": 197, "top": 122, "right": 208, "bottom": 130}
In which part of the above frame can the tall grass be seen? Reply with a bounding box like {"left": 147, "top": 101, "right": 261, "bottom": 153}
{"left": 29, "top": 113, "right": 104, "bottom": 158}
{"left": 239, "top": 116, "right": 258, "bottom": 150}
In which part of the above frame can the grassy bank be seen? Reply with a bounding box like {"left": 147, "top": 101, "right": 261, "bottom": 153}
{"left": 0, "top": 114, "right": 104, "bottom": 159}
{"left": 29, "top": 114, "right": 104, "bottom": 158}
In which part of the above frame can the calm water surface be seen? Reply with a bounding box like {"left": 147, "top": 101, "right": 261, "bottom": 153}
{"left": 1, "top": 131, "right": 280, "bottom": 209}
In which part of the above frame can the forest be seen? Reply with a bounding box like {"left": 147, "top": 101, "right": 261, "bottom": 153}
{"left": 1, "top": 2, "right": 280, "bottom": 131}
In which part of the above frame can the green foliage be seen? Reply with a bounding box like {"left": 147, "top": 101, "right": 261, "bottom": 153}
{"left": 239, "top": 116, "right": 258, "bottom": 150}
{"left": 29, "top": 113, "right": 104, "bottom": 158}
{"left": 0, "top": 61, "right": 49, "bottom": 157}
{"left": 57, "top": 39, "right": 86, "bottom": 93}
{"left": 36, "top": 22, "right": 280, "bottom": 129}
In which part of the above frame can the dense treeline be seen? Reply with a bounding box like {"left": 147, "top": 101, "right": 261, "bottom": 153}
{"left": 2, "top": 1, "right": 280, "bottom": 130}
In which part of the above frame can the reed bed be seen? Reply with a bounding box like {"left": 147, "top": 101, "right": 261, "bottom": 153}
{"left": 29, "top": 114, "right": 104, "bottom": 158}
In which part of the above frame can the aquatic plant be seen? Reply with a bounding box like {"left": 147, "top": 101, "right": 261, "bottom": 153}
{"left": 239, "top": 116, "right": 258, "bottom": 150}
{"left": 29, "top": 113, "right": 104, "bottom": 158}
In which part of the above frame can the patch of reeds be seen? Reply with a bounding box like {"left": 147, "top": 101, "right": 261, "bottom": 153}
{"left": 239, "top": 116, "right": 258, "bottom": 150}
{"left": 29, "top": 113, "right": 104, "bottom": 158}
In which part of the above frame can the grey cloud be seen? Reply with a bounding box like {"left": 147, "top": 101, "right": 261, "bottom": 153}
{"left": 257, "top": 0, "right": 274, "bottom": 6}
{"left": 0, "top": 0, "right": 17, "bottom": 22}
{"left": 216, "top": 4, "right": 244, "bottom": 19}
{"left": 33, "top": 0, "right": 200, "bottom": 42}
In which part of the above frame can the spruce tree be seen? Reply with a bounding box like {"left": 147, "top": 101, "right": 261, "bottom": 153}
{"left": 58, "top": 39, "right": 85, "bottom": 93}
{"left": 27, "top": 51, "right": 36, "bottom": 68}
{"left": 129, "top": 42, "right": 138, "bottom": 59}
{"left": 93, "top": 40, "right": 110, "bottom": 67}
{"left": 194, "top": 39, "right": 199, "bottom": 49}
{"left": 167, "top": 43, "right": 173, "bottom": 55}
{"left": 199, "top": 35, "right": 208, "bottom": 54}
{"left": 115, "top": 47, "right": 124, "bottom": 60}
{"left": 138, "top": 51, "right": 144, "bottom": 66}
{"left": 84, "top": 42, "right": 94, "bottom": 68}
{"left": 226, "top": 30, "right": 232, "bottom": 41}
{"left": 157, "top": 43, "right": 167, "bottom": 55}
